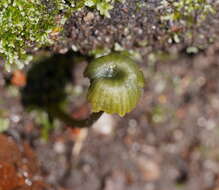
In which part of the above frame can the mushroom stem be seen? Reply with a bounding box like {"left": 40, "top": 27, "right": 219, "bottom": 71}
{"left": 46, "top": 105, "right": 103, "bottom": 128}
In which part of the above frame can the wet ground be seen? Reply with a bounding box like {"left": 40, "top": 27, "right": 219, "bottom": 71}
{"left": 1, "top": 0, "right": 219, "bottom": 190}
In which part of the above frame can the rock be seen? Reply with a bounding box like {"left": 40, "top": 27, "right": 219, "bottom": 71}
{"left": 0, "top": 161, "right": 25, "bottom": 190}
{"left": 136, "top": 157, "right": 160, "bottom": 182}
{"left": 0, "top": 134, "right": 51, "bottom": 190}
{"left": 84, "top": 12, "right": 95, "bottom": 22}
{"left": 92, "top": 113, "right": 115, "bottom": 136}
{"left": 104, "top": 170, "right": 126, "bottom": 190}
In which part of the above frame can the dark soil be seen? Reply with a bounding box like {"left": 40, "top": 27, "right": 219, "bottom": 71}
{"left": 62, "top": 0, "right": 219, "bottom": 56}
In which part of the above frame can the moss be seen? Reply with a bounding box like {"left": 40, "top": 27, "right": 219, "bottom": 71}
{"left": 0, "top": 0, "right": 67, "bottom": 71}
{"left": 74, "top": 0, "right": 124, "bottom": 17}
{"left": 83, "top": 0, "right": 114, "bottom": 17}
{"left": 0, "top": 0, "right": 119, "bottom": 71}
{"left": 159, "top": 0, "right": 215, "bottom": 47}
{"left": 161, "top": 0, "right": 215, "bottom": 26}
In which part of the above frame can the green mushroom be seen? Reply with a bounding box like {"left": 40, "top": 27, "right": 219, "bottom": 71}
{"left": 84, "top": 53, "right": 145, "bottom": 116}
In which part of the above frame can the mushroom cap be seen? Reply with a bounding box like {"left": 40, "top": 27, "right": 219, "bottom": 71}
{"left": 84, "top": 53, "right": 145, "bottom": 116}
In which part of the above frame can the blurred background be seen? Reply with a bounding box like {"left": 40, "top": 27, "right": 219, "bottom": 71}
{"left": 1, "top": 46, "right": 219, "bottom": 190}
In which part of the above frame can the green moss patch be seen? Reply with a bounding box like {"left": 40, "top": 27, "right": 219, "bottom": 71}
{"left": 0, "top": 0, "right": 119, "bottom": 71}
